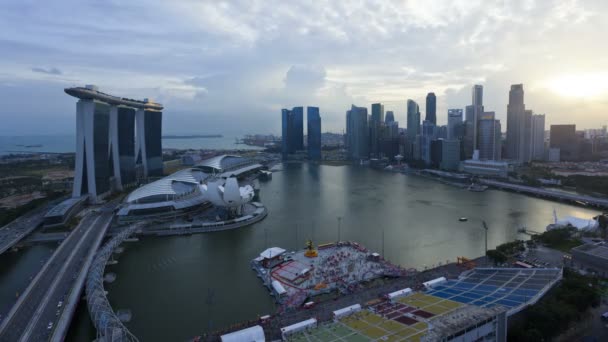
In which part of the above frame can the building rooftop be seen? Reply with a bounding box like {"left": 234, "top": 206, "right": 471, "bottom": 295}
{"left": 44, "top": 196, "right": 88, "bottom": 218}
{"left": 423, "top": 305, "right": 506, "bottom": 341}
{"left": 572, "top": 244, "right": 608, "bottom": 260}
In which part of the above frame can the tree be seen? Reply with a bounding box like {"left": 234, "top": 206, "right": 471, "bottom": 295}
{"left": 486, "top": 249, "right": 507, "bottom": 265}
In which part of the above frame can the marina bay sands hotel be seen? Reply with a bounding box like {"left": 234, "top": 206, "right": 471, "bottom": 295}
{"left": 65, "top": 85, "right": 163, "bottom": 203}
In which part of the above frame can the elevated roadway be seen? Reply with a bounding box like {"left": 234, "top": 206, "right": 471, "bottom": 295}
{"left": 0, "top": 208, "right": 114, "bottom": 341}
{"left": 0, "top": 207, "right": 46, "bottom": 255}
{"left": 480, "top": 179, "right": 608, "bottom": 209}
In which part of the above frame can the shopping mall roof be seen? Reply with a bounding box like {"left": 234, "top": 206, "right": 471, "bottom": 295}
{"left": 196, "top": 155, "right": 262, "bottom": 174}
{"left": 125, "top": 168, "right": 209, "bottom": 204}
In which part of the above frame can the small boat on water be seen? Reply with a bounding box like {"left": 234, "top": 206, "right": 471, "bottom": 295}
{"left": 467, "top": 183, "right": 488, "bottom": 192}
{"left": 459, "top": 217, "right": 468, "bottom": 222}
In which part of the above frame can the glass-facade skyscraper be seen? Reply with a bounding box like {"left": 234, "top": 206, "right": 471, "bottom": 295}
{"left": 506, "top": 84, "right": 528, "bottom": 162}
{"left": 346, "top": 105, "right": 369, "bottom": 160}
{"left": 307, "top": 107, "right": 321, "bottom": 161}
{"left": 281, "top": 106, "right": 305, "bottom": 158}
{"left": 425, "top": 92, "right": 436, "bottom": 125}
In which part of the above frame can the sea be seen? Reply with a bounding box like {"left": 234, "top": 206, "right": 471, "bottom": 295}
{"left": 0, "top": 134, "right": 262, "bottom": 155}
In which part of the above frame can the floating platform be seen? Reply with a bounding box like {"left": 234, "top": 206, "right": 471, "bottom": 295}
{"left": 251, "top": 241, "right": 407, "bottom": 308}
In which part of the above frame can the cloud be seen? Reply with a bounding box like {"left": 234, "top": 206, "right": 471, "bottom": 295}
{"left": 1, "top": 0, "right": 607, "bottom": 135}
{"left": 31, "top": 67, "right": 62, "bottom": 75}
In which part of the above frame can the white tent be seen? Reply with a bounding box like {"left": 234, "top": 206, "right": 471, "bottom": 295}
{"left": 387, "top": 288, "right": 412, "bottom": 300}
{"left": 221, "top": 325, "right": 265, "bottom": 342}
{"left": 260, "top": 247, "right": 286, "bottom": 259}
{"left": 423, "top": 277, "right": 447, "bottom": 289}
{"left": 333, "top": 304, "right": 361, "bottom": 320}
{"left": 272, "top": 280, "right": 287, "bottom": 295}
{"left": 281, "top": 318, "right": 317, "bottom": 340}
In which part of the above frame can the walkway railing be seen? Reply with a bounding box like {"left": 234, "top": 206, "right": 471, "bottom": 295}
{"left": 85, "top": 223, "right": 143, "bottom": 342}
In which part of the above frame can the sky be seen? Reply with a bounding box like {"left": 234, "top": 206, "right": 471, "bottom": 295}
{"left": 0, "top": 0, "right": 607, "bottom": 136}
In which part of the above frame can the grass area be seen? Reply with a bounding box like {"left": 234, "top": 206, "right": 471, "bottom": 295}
{"left": 532, "top": 227, "right": 585, "bottom": 253}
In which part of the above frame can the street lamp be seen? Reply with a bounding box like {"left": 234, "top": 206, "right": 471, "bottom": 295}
{"left": 337, "top": 216, "right": 342, "bottom": 242}
{"left": 483, "top": 221, "right": 489, "bottom": 257}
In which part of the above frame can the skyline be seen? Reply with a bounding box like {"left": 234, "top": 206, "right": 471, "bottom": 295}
{"left": 1, "top": 1, "right": 608, "bottom": 135}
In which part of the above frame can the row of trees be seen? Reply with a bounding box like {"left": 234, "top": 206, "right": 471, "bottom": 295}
{"left": 486, "top": 240, "right": 526, "bottom": 265}
{"left": 508, "top": 268, "right": 602, "bottom": 341}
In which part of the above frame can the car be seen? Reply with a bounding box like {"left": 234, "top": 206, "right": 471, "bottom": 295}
{"left": 47, "top": 322, "right": 53, "bottom": 330}
{"left": 57, "top": 301, "right": 63, "bottom": 308}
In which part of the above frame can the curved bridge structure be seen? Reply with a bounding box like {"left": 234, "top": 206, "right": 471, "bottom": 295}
{"left": 86, "top": 223, "right": 143, "bottom": 342}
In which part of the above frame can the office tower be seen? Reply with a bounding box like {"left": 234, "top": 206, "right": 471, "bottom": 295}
{"left": 531, "top": 114, "right": 545, "bottom": 161}
{"left": 281, "top": 106, "right": 304, "bottom": 157}
{"left": 463, "top": 85, "right": 484, "bottom": 159}
{"left": 447, "top": 109, "right": 463, "bottom": 140}
{"left": 109, "top": 105, "right": 136, "bottom": 190}
{"left": 65, "top": 85, "right": 164, "bottom": 203}
{"left": 345, "top": 109, "right": 352, "bottom": 151}
{"left": 421, "top": 120, "right": 436, "bottom": 164}
{"left": 477, "top": 112, "right": 502, "bottom": 160}
{"left": 550, "top": 124, "right": 578, "bottom": 161}
{"left": 346, "top": 105, "right": 369, "bottom": 160}
{"left": 506, "top": 84, "right": 530, "bottom": 163}
{"left": 385, "top": 111, "right": 395, "bottom": 124}
{"left": 407, "top": 100, "right": 420, "bottom": 141}
{"left": 292, "top": 106, "right": 304, "bottom": 151}
{"left": 135, "top": 107, "right": 164, "bottom": 177}
{"left": 440, "top": 140, "right": 461, "bottom": 170}
{"left": 370, "top": 103, "right": 385, "bottom": 157}
{"left": 281, "top": 108, "right": 293, "bottom": 156}
{"left": 73, "top": 99, "right": 111, "bottom": 202}
{"left": 425, "top": 92, "right": 436, "bottom": 125}
{"left": 472, "top": 85, "right": 483, "bottom": 107}
{"left": 430, "top": 139, "right": 442, "bottom": 168}
{"left": 307, "top": 107, "right": 322, "bottom": 161}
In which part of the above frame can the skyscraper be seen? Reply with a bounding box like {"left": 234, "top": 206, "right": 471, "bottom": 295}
{"left": 425, "top": 92, "right": 436, "bottom": 125}
{"left": 477, "top": 112, "right": 502, "bottom": 160}
{"left": 506, "top": 84, "right": 528, "bottom": 163}
{"left": 346, "top": 105, "right": 369, "bottom": 160}
{"left": 307, "top": 107, "right": 322, "bottom": 161}
{"left": 370, "top": 103, "right": 385, "bottom": 157}
{"left": 464, "top": 85, "right": 484, "bottom": 159}
{"left": 531, "top": 114, "right": 545, "bottom": 161}
{"left": 135, "top": 106, "right": 163, "bottom": 177}
{"left": 65, "top": 85, "right": 163, "bottom": 203}
{"left": 109, "top": 105, "right": 136, "bottom": 190}
{"left": 447, "top": 109, "right": 463, "bottom": 140}
{"left": 281, "top": 106, "right": 304, "bottom": 158}
{"left": 421, "top": 120, "right": 436, "bottom": 164}
{"left": 385, "top": 111, "right": 395, "bottom": 124}
{"left": 550, "top": 124, "right": 578, "bottom": 161}
{"left": 292, "top": 106, "right": 304, "bottom": 151}
{"left": 407, "top": 100, "right": 420, "bottom": 142}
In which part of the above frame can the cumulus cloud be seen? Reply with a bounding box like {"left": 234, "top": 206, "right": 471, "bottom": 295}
{"left": 0, "top": 0, "right": 607, "bottom": 134}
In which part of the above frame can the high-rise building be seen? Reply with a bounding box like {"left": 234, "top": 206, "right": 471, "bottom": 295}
{"left": 473, "top": 85, "right": 483, "bottom": 107}
{"left": 65, "top": 85, "right": 163, "bottom": 203}
{"left": 292, "top": 106, "right": 304, "bottom": 151}
{"left": 440, "top": 139, "right": 461, "bottom": 170}
{"left": 346, "top": 105, "right": 369, "bottom": 160}
{"left": 531, "top": 114, "right": 545, "bottom": 161}
{"left": 447, "top": 109, "right": 463, "bottom": 140}
{"left": 385, "top": 111, "right": 395, "bottom": 124}
{"left": 421, "top": 120, "right": 436, "bottom": 164}
{"left": 425, "top": 92, "right": 436, "bottom": 125}
{"left": 550, "top": 124, "right": 578, "bottom": 161}
{"left": 407, "top": 100, "right": 420, "bottom": 142}
{"left": 109, "top": 105, "right": 136, "bottom": 190}
{"left": 135, "top": 106, "right": 164, "bottom": 177}
{"left": 370, "top": 103, "right": 385, "bottom": 157}
{"left": 281, "top": 106, "right": 304, "bottom": 157}
{"left": 464, "top": 85, "right": 484, "bottom": 159}
{"left": 506, "top": 84, "right": 529, "bottom": 163}
{"left": 477, "top": 112, "right": 502, "bottom": 160}
{"left": 307, "top": 107, "right": 322, "bottom": 161}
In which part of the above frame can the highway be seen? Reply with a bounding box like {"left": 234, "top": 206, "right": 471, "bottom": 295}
{"left": 0, "top": 209, "right": 114, "bottom": 341}
{"left": 0, "top": 206, "right": 46, "bottom": 255}
{"left": 480, "top": 179, "right": 608, "bottom": 208}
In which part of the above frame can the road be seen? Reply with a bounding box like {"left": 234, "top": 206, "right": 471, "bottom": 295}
{"left": 0, "top": 206, "right": 47, "bottom": 255}
{"left": 0, "top": 209, "right": 113, "bottom": 341}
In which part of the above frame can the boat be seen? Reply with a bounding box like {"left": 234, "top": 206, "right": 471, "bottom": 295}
{"left": 459, "top": 217, "right": 468, "bottom": 222}
{"left": 467, "top": 183, "right": 488, "bottom": 192}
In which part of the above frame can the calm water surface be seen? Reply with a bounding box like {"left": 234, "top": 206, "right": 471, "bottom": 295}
{"left": 56, "top": 163, "right": 598, "bottom": 341}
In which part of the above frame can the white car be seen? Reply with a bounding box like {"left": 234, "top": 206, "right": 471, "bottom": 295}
{"left": 57, "top": 301, "right": 63, "bottom": 308}
{"left": 47, "top": 322, "right": 53, "bottom": 330}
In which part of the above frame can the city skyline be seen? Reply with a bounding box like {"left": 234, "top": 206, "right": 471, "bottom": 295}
{"left": 1, "top": 1, "right": 608, "bottom": 135}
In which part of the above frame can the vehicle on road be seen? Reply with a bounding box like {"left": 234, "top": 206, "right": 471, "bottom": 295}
{"left": 47, "top": 322, "right": 53, "bottom": 330}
